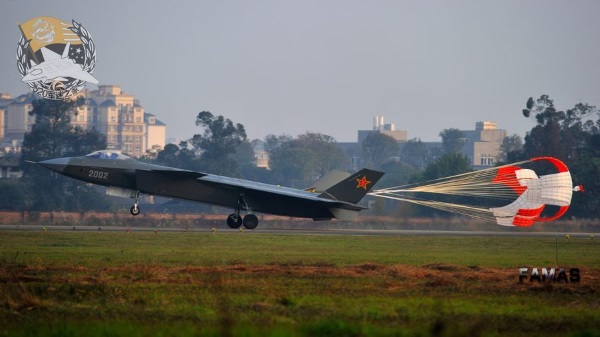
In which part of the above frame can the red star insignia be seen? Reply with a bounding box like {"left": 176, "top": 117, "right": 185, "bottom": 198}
{"left": 356, "top": 176, "right": 371, "bottom": 190}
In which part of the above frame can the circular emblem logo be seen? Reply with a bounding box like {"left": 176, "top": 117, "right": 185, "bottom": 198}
{"left": 16, "top": 17, "right": 98, "bottom": 100}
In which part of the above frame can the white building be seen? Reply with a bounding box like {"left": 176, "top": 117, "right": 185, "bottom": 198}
{"left": 459, "top": 121, "right": 507, "bottom": 168}
{"left": 357, "top": 115, "right": 408, "bottom": 144}
{"left": 144, "top": 113, "right": 166, "bottom": 155}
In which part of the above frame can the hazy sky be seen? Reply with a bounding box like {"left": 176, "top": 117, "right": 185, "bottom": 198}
{"left": 1, "top": 0, "right": 599, "bottom": 142}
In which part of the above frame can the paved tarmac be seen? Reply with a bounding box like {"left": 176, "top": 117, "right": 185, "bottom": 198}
{"left": 0, "top": 224, "right": 596, "bottom": 238}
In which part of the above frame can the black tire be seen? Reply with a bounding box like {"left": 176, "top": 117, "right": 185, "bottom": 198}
{"left": 130, "top": 205, "right": 140, "bottom": 216}
{"left": 243, "top": 214, "right": 259, "bottom": 230}
{"left": 227, "top": 214, "right": 242, "bottom": 228}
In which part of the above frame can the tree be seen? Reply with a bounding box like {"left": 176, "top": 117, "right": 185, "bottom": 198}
{"left": 264, "top": 134, "right": 293, "bottom": 158}
{"left": 295, "top": 133, "right": 348, "bottom": 178}
{"left": 521, "top": 95, "right": 595, "bottom": 162}
{"left": 190, "top": 111, "right": 247, "bottom": 176}
{"left": 155, "top": 142, "right": 198, "bottom": 170}
{"left": 439, "top": 128, "right": 466, "bottom": 154}
{"left": 520, "top": 95, "right": 599, "bottom": 218}
{"left": 20, "top": 97, "right": 109, "bottom": 211}
{"left": 0, "top": 180, "right": 28, "bottom": 210}
{"left": 361, "top": 132, "right": 399, "bottom": 168}
{"left": 234, "top": 140, "right": 267, "bottom": 181}
{"left": 498, "top": 134, "right": 524, "bottom": 163}
{"left": 21, "top": 97, "right": 106, "bottom": 163}
{"left": 266, "top": 132, "right": 348, "bottom": 188}
{"left": 400, "top": 138, "right": 432, "bottom": 170}
{"left": 377, "top": 160, "right": 420, "bottom": 190}
{"left": 572, "top": 125, "right": 600, "bottom": 217}
{"left": 421, "top": 152, "right": 472, "bottom": 181}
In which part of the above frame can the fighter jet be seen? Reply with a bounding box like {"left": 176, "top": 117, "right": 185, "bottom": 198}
{"left": 22, "top": 42, "right": 99, "bottom": 84}
{"left": 37, "top": 150, "right": 384, "bottom": 229}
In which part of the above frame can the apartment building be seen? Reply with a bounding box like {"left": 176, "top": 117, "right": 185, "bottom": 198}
{"left": 82, "top": 85, "right": 148, "bottom": 157}
{"left": 0, "top": 85, "right": 166, "bottom": 158}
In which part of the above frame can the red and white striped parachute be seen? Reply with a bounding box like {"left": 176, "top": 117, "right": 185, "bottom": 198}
{"left": 489, "top": 157, "right": 582, "bottom": 226}
{"left": 370, "top": 157, "right": 582, "bottom": 226}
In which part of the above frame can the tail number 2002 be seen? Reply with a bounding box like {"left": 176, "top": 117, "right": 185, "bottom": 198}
{"left": 89, "top": 170, "right": 108, "bottom": 180}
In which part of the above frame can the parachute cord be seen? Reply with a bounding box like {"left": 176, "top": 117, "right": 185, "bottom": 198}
{"left": 374, "top": 160, "right": 531, "bottom": 194}
{"left": 372, "top": 192, "right": 498, "bottom": 222}
{"left": 368, "top": 159, "right": 542, "bottom": 224}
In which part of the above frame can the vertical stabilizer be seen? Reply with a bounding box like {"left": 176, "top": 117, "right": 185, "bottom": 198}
{"left": 318, "top": 169, "right": 384, "bottom": 204}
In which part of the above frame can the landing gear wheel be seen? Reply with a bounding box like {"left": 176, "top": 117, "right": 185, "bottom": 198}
{"left": 227, "top": 214, "right": 243, "bottom": 228}
{"left": 130, "top": 205, "right": 140, "bottom": 216}
{"left": 243, "top": 214, "right": 259, "bottom": 230}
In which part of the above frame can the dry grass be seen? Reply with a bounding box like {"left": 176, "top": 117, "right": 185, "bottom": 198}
{"left": 3, "top": 262, "right": 599, "bottom": 294}
{"left": 1, "top": 231, "right": 599, "bottom": 336}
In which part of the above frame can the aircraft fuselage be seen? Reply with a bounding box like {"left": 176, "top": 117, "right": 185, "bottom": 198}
{"left": 38, "top": 151, "right": 384, "bottom": 228}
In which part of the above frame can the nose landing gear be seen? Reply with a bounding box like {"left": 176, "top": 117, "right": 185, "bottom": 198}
{"left": 130, "top": 191, "right": 141, "bottom": 216}
{"left": 130, "top": 204, "right": 140, "bottom": 216}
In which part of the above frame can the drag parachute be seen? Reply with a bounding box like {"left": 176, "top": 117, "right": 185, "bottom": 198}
{"left": 369, "top": 157, "right": 582, "bottom": 227}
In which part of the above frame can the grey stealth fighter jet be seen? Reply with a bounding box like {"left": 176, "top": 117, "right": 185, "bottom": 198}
{"left": 37, "top": 150, "right": 384, "bottom": 229}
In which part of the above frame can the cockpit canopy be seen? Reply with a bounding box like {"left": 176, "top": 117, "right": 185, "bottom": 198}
{"left": 86, "top": 150, "right": 131, "bottom": 160}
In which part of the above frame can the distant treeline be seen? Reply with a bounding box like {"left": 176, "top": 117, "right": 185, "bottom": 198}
{"left": 0, "top": 95, "right": 599, "bottom": 220}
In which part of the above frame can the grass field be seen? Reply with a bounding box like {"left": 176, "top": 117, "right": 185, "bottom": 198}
{"left": 1, "top": 230, "right": 599, "bottom": 337}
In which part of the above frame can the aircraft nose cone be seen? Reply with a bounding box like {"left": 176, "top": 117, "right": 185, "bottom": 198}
{"left": 38, "top": 158, "right": 70, "bottom": 173}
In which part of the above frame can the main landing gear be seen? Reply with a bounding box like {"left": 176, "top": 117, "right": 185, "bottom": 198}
{"left": 227, "top": 213, "right": 259, "bottom": 230}
{"left": 227, "top": 194, "right": 259, "bottom": 229}
{"left": 126, "top": 191, "right": 259, "bottom": 230}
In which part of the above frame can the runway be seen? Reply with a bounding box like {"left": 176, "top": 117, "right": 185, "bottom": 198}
{"left": 0, "top": 224, "right": 594, "bottom": 238}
